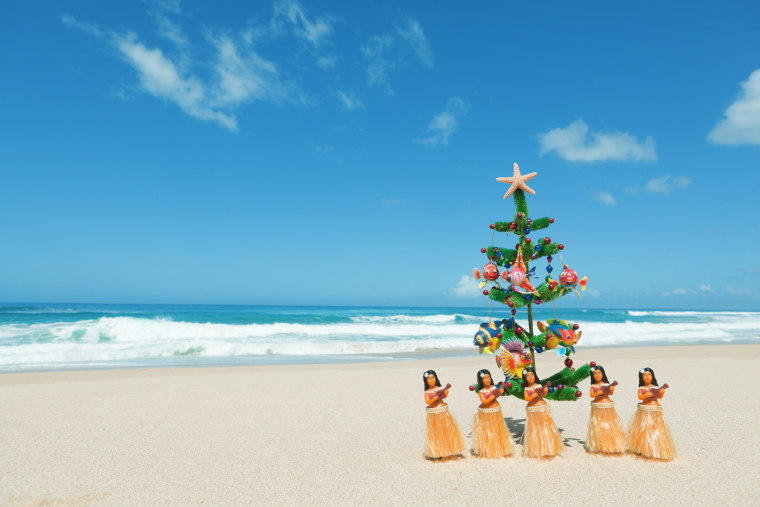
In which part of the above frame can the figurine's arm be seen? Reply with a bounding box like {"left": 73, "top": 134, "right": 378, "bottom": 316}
{"left": 608, "top": 385, "right": 615, "bottom": 395}
{"left": 523, "top": 387, "right": 536, "bottom": 402}
{"left": 425, "top": 391, "right": 440, "bottom": 404}
{"left": 442, "top": 388, "right": 450, "bottom": 399}
{"left": 638, "top": 388, "right": 653, "bottom": 401}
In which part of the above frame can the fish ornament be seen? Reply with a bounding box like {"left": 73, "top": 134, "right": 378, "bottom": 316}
{"left": 473, "top": 320, "right": 503, "bottom": 354}
{"left": 472, "top": 262, "right": 500, "bottom": 288}
{"left": 507, "top": 248, "right": 537, "bottom": 295}
{"left": 496, "top": 338, "right": 533, "bottom": 379}
{"left": 558, "top": 264, "right": 587, "bottom": 298}
{"left": 537, "top": 319, "right": 582, "bottom": 356}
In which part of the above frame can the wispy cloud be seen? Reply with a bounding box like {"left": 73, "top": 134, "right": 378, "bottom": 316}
{"left": 626, "top": 175, "right": 692, "bottom": 194}
{"left": 382, "top": 198, "right": 404, "bottom": 207}
{"left": 661, "top": 285, "right": 713, "bottom": 297}
{"left": 361, "top": 16, "right": 433, "bottom": 93}
{"left": 448, "top": 275, "right": 480, "bottom": 298}
{"left": 271, "top": 0, "right": 333, "bottom": 48}
{"left": 415, "top": 97, "right": 469, "bottom": 147}
{"left": 314, "top": 144, "right": 333, "bottom": 153}
{"left": 708, "top": 69, "right": 760, "bottom": 145}
{"left": 337, "top": 90, "right": 363, "bottom": 110}
{"left": 63, "top": 2, "right": 318, "bottom": 132}
{"left": 396, "top": 17, "right": 433, "bottom": 68}
{"left": 538, "top": 119, "right": 657, "bottom": 163}
{"left": 594, "top": 191, "right": 616, "bottom": 206}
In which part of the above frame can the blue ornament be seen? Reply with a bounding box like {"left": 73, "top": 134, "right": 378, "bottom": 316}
{"left": 525, "top": 228, "right": 531, "bottom": 234}
{"left": 548, "top": 386, "right": 555, "bottom": 394}
{"left": 546, "top": 266, "right": 553, "bottom": 273}
{"left": 535, "top": 244, "right": 541, "bottom": 252}
{"left": 535, "top": 347, "right": 543, "bottom": 353}
{"left": 497, "top": 251, "right": 503, "bottom": 258}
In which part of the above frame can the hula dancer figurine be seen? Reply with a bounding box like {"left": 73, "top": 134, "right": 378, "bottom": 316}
{"left": 423, "top": 370, "right": 465, "bottom": 459}
{"left": 521, "top": 367, "right": 563, "bottom": 458}
{"left": 585, "top": 364, "right": 625, "bottom": 454}
{"left": 471, "top": 369, "right": 515, "bottom": 458}
{"left": 626, "top": 367, "right": 676, "bottom": 460}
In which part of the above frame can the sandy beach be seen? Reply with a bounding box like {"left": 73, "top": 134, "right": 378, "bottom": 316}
{"left": 1, "top": 343, "right": 759, "bottom": 505}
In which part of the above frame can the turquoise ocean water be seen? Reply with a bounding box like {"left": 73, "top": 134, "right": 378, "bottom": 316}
{"left": 0, "top": 303, "right": 758, "bottom": 371}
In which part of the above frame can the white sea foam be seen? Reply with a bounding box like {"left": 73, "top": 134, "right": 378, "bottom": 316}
{"left": 1, "top": 312, "right": 758, "bottom": 368}
{"left": 349, "top": 313, "right": 481, "bottom": 323}
{"left": 627, "top": 310, "right": 760, "bottom": 317}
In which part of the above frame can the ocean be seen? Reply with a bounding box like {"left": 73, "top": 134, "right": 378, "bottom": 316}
{"left": 1, "top": 303, "right": 758, "bottom": 371}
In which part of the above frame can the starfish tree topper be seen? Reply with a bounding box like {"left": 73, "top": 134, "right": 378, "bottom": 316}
{"left": 496, "top": 163, "right": 537, "bottom": 198}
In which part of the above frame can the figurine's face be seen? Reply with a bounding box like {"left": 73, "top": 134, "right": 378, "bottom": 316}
{"left": 642, "top": 370, "right": 653, "bottom": 384}
{"left": 482, "top": 373, "right": 492, "bottom": 387}
{"left": 593, "top": 369, "right": 603, "bottom": 383}
{"left": 524, "top": 371, "right": 535, "bottom": 385}
{"left": 426, "top": 375, "right": 437, "bottom": 388}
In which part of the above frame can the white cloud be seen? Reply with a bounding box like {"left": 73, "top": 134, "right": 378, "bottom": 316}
{"left": 415, "top": 97, "right": 469, "bottom": 147}
{"left": 538, "top": 119, "right": 657, "bottom": 163}
{"left": 448, "top": 275, "right": 480, "bottom": 298}
{"left": 627, "top": 175, "right": 692, "bottom": 194}
{"left": 314, "top": 145, "right": 333, "bottom": 153}
{"left": 272, "top": 0, "right": 333, "bottom": 48}
{"left": 594, "top": 191, "right": 616, "bottom": 206}
{"left": 361, "top": 16, "right": 433, "bottom": 93}
{"left": 382, "top": 198, "right": 404, "bottom": 207}
{"left": 361, "top": 35, "right": 394, "bottom": 92}
{"left": 661, "top": 285, "right": 714, "bottom": 297}
{"left": 337, "top": 90, "right": 363, "bottom": 110}
{"left": 396, "top": 17, "right": 433, "bottom": 68}
{"left": 708, "top": 69, "right": 760, "bottom": 145}
{"left": 63, "top": 5, "right": 310, "bottom": 132}
{"left": 116, "top": 34, "right": 238, "bottom": 131}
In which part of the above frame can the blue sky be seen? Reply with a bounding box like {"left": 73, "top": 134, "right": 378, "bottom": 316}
{"left": 1, "top": 0, "right": 759, "bottom": 309}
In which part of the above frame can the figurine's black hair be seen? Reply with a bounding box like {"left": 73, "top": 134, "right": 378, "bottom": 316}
{"left": 476, "top": 369, "right": 493, "bottom": 390}
{"left": 423, "top": 370, "right": 441, "bottom": 390}
{"left": 590, "top": 365, "right": 610, "bottom": 384}
{"left": 638, "top": 367, "right": 659, "bottom": 387}
{"left": 521, "top": 366, "right": 541, "bottom": 388}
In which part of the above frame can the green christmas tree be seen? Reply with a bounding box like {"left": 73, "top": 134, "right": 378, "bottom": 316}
{"left": 471, "top": 163, "right": 591, "bottom": 401}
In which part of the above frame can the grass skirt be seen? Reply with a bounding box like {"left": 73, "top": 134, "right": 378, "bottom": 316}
{"left": 626, "top": 404, "right": 676, "bottom": 460}
{"left": 471, "top": 406, "right": 515, "bottom": 458}
{"left": 521, "top": 404, "right": 563, "bottom": 458}
{"left": 584, "top": 402, "right": 625, "bottom": 454}
{"left": 424, "top": 406, "right": 466, "bottom": 459}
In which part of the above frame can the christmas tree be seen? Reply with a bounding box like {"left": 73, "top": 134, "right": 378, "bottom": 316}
{"left": 471, "top": 163, "right": 591, "bottom": 401}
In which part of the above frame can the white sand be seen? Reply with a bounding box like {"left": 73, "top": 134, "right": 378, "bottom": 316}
{"left": 1, "top": 344, "right": 758, "bottom": 505}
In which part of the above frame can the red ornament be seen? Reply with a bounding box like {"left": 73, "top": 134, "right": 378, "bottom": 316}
{"left": 507, "top": 301, "right": 515, "bottom": 308}
{"left": 510, "top": 222, "right": 516, "bottom": 229}
{"left": 525, "top": 238, "right": 531, "bottom": 244}
{"left": 496, "top": 333, "right": 502, "bottom": 339}
{"left": 517, "top": 212, "right": 523, "bottom": 219}
{"left": 483, "top": 290, "right": 489, "bottom": 295}
{"left": 558, "top": 244, "right": 564, "bottom": 250}
{"left": 545, "top": 237, "right": 550, "bottom": 244}
{"left": 572, "top": 323, "right": 579, "bottom": 330}
{"left": 564, "top": 358, "right": 573, "bottom": 367}
{"left": 489, "top": 224, "right": 495, "bottom": 229}
{"left": 590, "top": 361, "right": 597, "bottom": 367}
{"left": 515, "top": 327, "right": 523, "bottom": 335}
{"left": 506, "top": 381, "right": 513, "bottom": 389}
{"left": 575, "top": 390, "right": 582, "bottom": 398}
{"left": 481, "top": 247, "right": 486, "bottom": 253}
{"left": 547, "top": 256, "right": 553, "bottom": 262}
{"left": 549, "top": 218, "right": 554, "bottom": 223}
{"left": 469, "top": 385, "right": 475, "bottom": 391}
